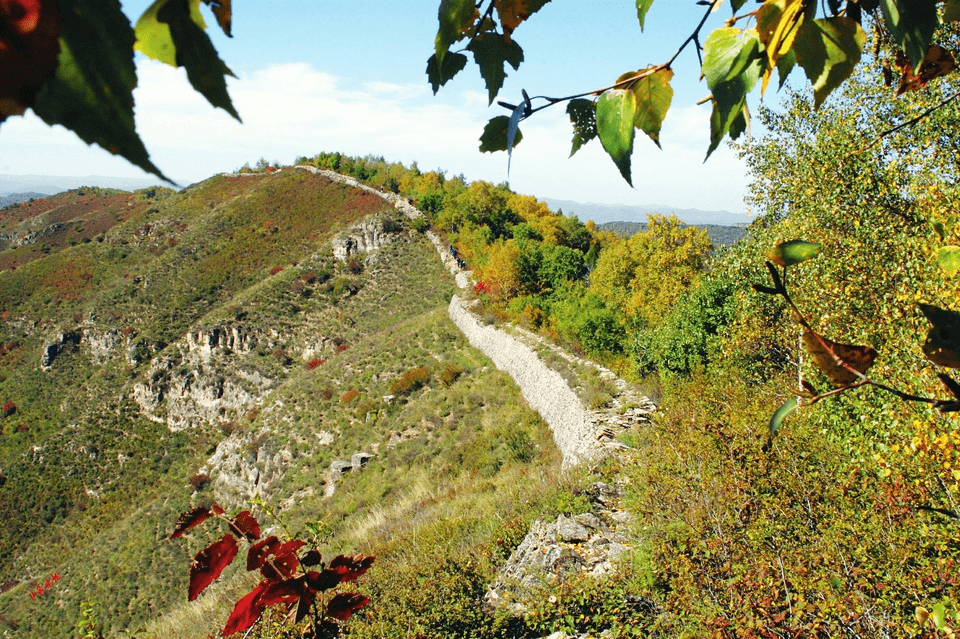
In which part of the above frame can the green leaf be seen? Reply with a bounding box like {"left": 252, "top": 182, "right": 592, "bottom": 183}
{"left": 32, "top": 0, "right": 170, "bottom": 182}
{"left": 768, "top": 239, "right": 823, "bottom": 266}
{"left": 479, "top": 115, "right": 523, "bottom": 153}
{"left": 731, "top": 0, "right": 749, "bottom": 10}
{"left": 135, "top": 0, "right": 184, "bottom": 66}
{"left": 937, "top": 245, "right": 960, "bottom": 277}
{"left": 704, "top": 31, "right": 764, "bottom": 159}
{"left": 567, "top": 98, "right": 597, "bottom": 157}
{"left": 632, "top": 68, "right": 673, "bottom": 148}
{"left": 879, "top": 0, "right": 938, "bottom": 72}
{"left": 151, "top": 0, "right": 239, "bottom": 119}
{"left": 728, "top": 103, "right": 749, "bottom": 141}
{"left": 436, "top": 0, "right": 475, "bottom": 64}
{"left": 596, "top": 88, "right": 637, "bottom": 187}
{"left": 467, "top": 33, "right": 524, "bottom": 105}
{"left": 794, "top": 17, "right": 866, "bottom": 108}
{"left": 636, "top": 0, "right": 654, "bottom": 31}
{"left": 769, "top": 396, "right": 798, "bottom": 435}
{"left": 701, "top": 27, "right": 762, "bottom": 92}
{"left": 776, "top": 47, "right": 797, "bottom": 89}
{"left": 426, "top": 52, "right": 468, "bottom": 93}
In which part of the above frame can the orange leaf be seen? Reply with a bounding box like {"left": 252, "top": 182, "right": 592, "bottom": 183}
{"left": 493, "top": 0, "right": 550, "bottom": 39}
{"left": 896, "top": 45, "right": 956, "bottom": 95}
{"left": 802, "top": 329, "right": 877, "bottom": 387}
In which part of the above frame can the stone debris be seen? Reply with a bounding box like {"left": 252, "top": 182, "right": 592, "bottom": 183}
{"left": 487, "top": 482, "right": 633, "bottom": 614}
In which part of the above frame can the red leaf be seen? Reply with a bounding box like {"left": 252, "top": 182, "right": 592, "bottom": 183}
{"left": 222, "top": 581, "right": 268, "bottom": 636}
{"left": 261, "top": 539, "right": 306, "bottom": 580}
{"left": 189, "top": 534, "right": 239, "bottom": 601}
{"left": 300, "top": 549, "right": 322, "bottom": 567}
{"left": 212, "top": 504, "right": 225, "bottom": 515}
{"left": 329, "top": 554, "right": 375, "bottom": 582}
{"left": 305, "top": 569, "right": 341, "bottom": 592}
{"left": 247, "top": 536, "right": 280, "bottom": 571}
{"left": 327, "top": 592, "right": 369, "bottom": 621}
{"left": 295, "top": 588, "right": 314, "bottom": 624}
{"left": 228, "top": 510, "right": 261, "bottom": 540}
{"left": 170, "top": 506, "right": 214, "bottom": 539}
{"left": 257, "top": 577, "right": 305, "bottom": 607}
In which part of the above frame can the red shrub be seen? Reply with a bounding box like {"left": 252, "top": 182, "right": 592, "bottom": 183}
{"left": 335, "top": 343, "right": 350, "bottom": 355}
{"left": 341, "top": 389, "right": 360, "bottom": 404}
{"left": 473, "top": 281, "right": 491, "bottom": 295}
{"left": 270, "top": 266, "right": 284, "bottom": 276}
{"left": 305, "top": 358, "right": 324, "bottom": 371}
{"left": 15, "top": 423, "right": 27, "bottom": 433}
{"left": 1, "top": 401, "right": 16, "bottom": 417}
{"left": 189, "top": 473, "right": 211, "bottom": 490}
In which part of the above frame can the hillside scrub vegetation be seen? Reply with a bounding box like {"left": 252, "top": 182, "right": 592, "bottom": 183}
{"left": 293, "top": 42, "right": 960, "bottom": 636}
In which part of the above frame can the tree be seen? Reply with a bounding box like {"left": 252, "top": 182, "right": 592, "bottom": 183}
{"left": 589, "top": 214, "right": 712, "bottom": 332}
{"left": 2, "top": 1, "right": 957, "bottom": 185}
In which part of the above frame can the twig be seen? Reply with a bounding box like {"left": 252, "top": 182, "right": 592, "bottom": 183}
{"left": 500, "top": 0, "right": 722, "bottom": 119}
{"left": 857, "top": 89, "right": 960, "bottom": 154}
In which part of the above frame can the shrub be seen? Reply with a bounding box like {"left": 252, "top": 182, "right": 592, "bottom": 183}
{"left": 2, "top": 401, "right": 16, "bottom": 417}
{"left": 346, "top": 255, "right": 364, "bottom": 274}
{"left": 320, "top": 388, "right": 334, "bottom": 401}
{"left": 438, "top": 363, "right": 462, "bottom": 387}
{"left": 341, "top": 388, "right": 360, "bottom": 404}
{"left": 390, "top": 366, "right": 431, "bottom": 396}
{"left": 410, "top": 217, "right": 430, "bottom": 233}
{"left": 305, "top": 358, "right": 324, "bottom": 370}
{"left": 188, "top": 473, "right": 210, "bottom": 490}
{"left": 269, "top": 266, "right": 283, "bottom": 276}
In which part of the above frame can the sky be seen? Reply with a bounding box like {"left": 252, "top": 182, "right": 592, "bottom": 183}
{"left": 1, "top": 0, "right": 768, "bottom": 214}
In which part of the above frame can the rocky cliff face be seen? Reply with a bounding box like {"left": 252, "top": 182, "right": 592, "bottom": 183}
{"left": 331, "top": 218, "right": 395, "bottom": 262}
{"left": 131, "top": 323, "right": 274, "bottom": 431}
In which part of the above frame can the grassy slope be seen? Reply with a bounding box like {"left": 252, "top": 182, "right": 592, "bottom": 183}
{"left": 0, "top": 170, "right": 586, "bottom": 638}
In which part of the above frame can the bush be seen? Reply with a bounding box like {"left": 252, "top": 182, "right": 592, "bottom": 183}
{"left": 341, "top": 388, "right": 360, "bottom": 404}
{"left": 639, "top": 276, "right": 736, "bottom": 376}
{"left": 188, "top": 473, "right": 210, "bottom": 490}
{"left": 305, "top": 358, "right": 324, "bottom": 370}
{"left": 389, "top": 367, "right": 431, "bottom": 396}
{"left": 2, "top": 401, "right": 16, "bottom": 417}
{"left": 437, "top": 363, "right": 462, "bottom": 387}
{"left": 345, "top": 255, "right": 364, "bottom": 274}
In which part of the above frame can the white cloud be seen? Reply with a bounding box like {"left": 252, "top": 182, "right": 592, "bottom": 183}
{"left": 1, "top": 59, "right": 750, "bottom": 212}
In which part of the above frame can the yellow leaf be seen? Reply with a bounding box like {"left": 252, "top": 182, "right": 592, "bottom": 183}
{"left": 757, "top": 0, "right": 809, "bottom": 94}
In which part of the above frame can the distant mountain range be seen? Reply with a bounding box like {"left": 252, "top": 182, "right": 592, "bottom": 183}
{"left": 542, "top": 197, "right": 750, "bottom": 226}
{"left": 0, "top": 173, "right": 170, "bottom": 196}
{"left": 1, "top": 174, "right": 751, "bottom": 229}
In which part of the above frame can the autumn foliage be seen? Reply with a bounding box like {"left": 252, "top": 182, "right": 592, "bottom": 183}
{"left": 170, "top": 504, "right": 374, "bottom": 637}
{"left": 0, "top": 0, "right": 60, "bottom": 117}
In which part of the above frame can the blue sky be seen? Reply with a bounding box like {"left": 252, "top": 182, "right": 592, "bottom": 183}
{"left": 2, "top": 1, "right": 767, "bottom": 214}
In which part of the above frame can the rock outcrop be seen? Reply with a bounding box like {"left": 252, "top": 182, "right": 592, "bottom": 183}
{"left": 131, "top": 323, "right": 272, "bottom": 431}
{"left": 332, "top": 218, "right": 394, "bottom": 262}
{"left": 487, "top": 482, "right": 634, "bottom": 612}
{"left": 203, "top": 430, "right": 294, "bottom": 511}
